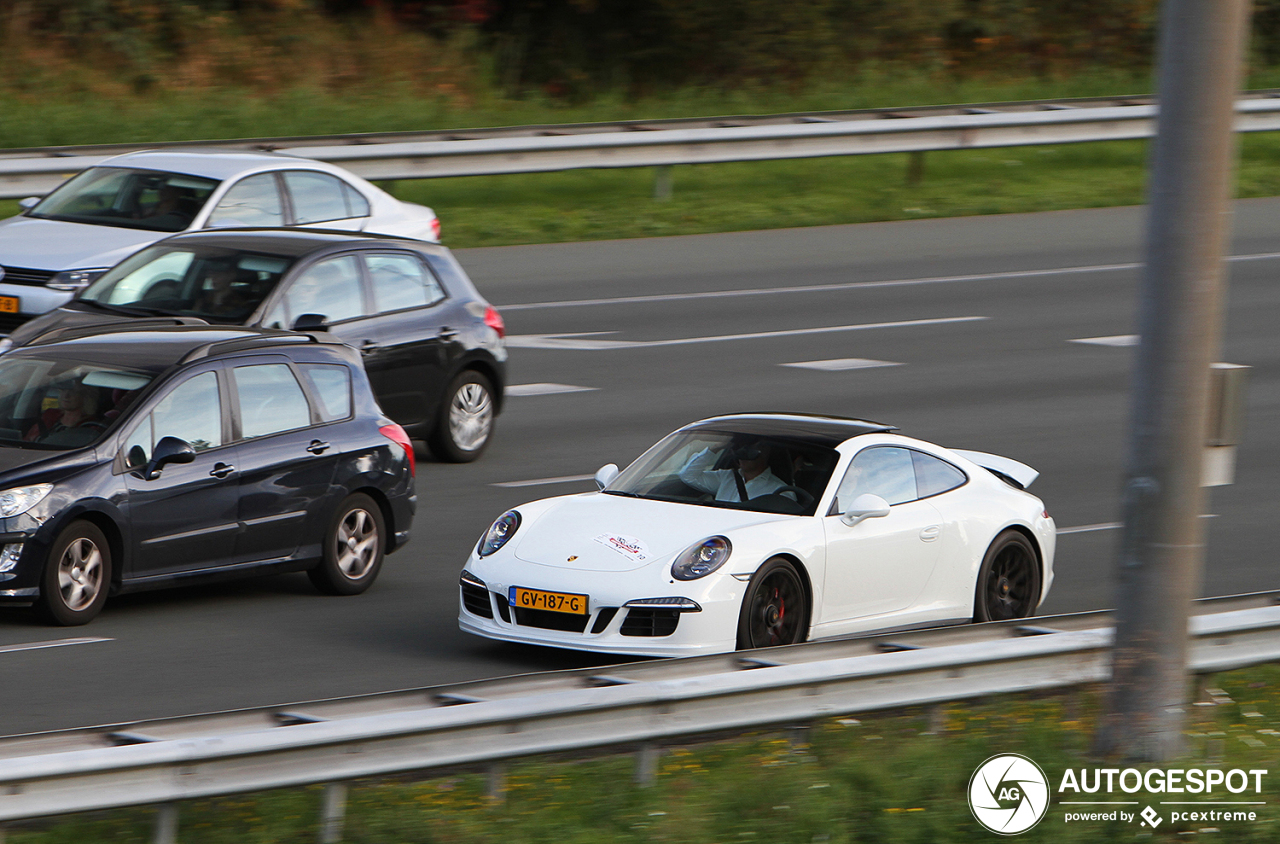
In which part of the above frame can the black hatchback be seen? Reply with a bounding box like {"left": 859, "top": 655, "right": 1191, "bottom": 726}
{"left": 0, "top": 324, "right": 416, "bottom": 624}
{"left": 2, "top": 228, "right": 507, "bottom": 462}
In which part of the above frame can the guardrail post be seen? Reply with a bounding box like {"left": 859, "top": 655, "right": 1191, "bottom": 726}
{"left": 487, "top": 763, "right": 507, "bottom": 802}
{"left": 319, "top": 782, "right": 348, "bottom": 844}
{"left": 906, "top": 151, "right": 926, "bottom": 185}
{"left": 634, "top": 742, "right": 661, "bottom": 785}
{"left": 153, "top": 803, "right": 178, "bottom": 844}
{"left": 653, "top": 166, "right": 673, "bottom": 200}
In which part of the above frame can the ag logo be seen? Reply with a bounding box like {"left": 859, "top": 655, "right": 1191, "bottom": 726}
{"left": 969, "top": 754, "right": 1050, "bottom": 835}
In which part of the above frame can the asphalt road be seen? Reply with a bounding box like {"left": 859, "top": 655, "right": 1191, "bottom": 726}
{"left": 2, "top": 200, "right": 1277, "bottom": 736}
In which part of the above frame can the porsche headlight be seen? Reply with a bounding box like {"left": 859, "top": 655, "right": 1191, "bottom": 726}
{"left": 0, "top": 483, "right": 54, "bottom": 518}
{"left": 671, "top": 536, "right": 732, "bottom": 581}
{"left": 477, "top": 510, "right": 521, "bottom": 557}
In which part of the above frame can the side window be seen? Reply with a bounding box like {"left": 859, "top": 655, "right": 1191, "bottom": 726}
{"left": 913, "top": 451, "right": 966, "bottom": 498}
{"left": 284, "top": 171, "right": 351, "bottom": 224}
{"left": 234, "top": 364, "right": 312, "bottom": 438}
{"left": 832, "top": 446, "right": 918, "bottom": 512}
{"left": 298, "top": 364, "right": 353, "bottom": 422}
{"left": 123, "top": 415, "right": 153, "bottom": 469}
{"left": 207, "top": 174, "right": 284, "bottom": 227}
{"left": 341, "top": 181, "right": 371, "bottom": 218}
{"left": 153, "top": 371, "right": 223, "bottom": 452}
{"left": 367, "top": 253, "right": 444, "bottom": 313}
{"left": 280, "top": 255, "right": 366, "bottom": 324}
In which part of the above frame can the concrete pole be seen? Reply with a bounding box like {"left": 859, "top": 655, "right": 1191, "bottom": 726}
{"left": 1095, "top": 0, "right": 1251, "bottom": 762}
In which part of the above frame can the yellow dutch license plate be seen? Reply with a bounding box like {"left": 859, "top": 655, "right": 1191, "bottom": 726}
{"left": 510, "top": 586, "right": 588, "bottom": 615}
{"left": 0, "top": 296, "right": 19, "bottom": 314}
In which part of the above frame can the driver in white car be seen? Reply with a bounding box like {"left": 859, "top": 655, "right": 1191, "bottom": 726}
{"left": 679, "top": 439, "right": 791, "bottom": 502}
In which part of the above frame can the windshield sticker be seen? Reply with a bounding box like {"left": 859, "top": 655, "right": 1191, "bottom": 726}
{"left": 593, "top": 533, "right": 650, "bottom": 562}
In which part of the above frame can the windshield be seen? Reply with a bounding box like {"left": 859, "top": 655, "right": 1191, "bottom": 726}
{"left": 606, "top": 429, "right": 840, "bottom": 516}
{"left": 28, "top": 167, "right": 219, "bottom": 233}
{"left": 79, "top": 245, "right": 293, "bottom": 324}
{"left": 0, "top": 356, "right": 154, "bottom": 450}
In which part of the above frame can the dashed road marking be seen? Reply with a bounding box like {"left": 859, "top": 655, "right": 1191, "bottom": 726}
{"left": 782, "top": 358, "right": 902, "bottom": 371}
{"left": 507, "top": 383, "right": 599, "bottom": 396}
{"left": 0, "top": 637, "right": 112, "bottom": 655}
{"left": 1070, "top": 334, "right": 1138, "bottom": 347}
{"left": 492, "top": 474, "right": 597, "bottom": 488}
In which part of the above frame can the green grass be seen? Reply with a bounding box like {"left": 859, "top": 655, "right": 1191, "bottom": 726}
{"left": 11, "top": 664, "right": 1280, "bottom": 843}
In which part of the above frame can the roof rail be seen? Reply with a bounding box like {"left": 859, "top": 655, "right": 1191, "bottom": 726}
{"left": 178, "top": 330, "right": 344, "bottom": 364}
{"left": 26, "top": 317, "right": 210, "bottom": 347}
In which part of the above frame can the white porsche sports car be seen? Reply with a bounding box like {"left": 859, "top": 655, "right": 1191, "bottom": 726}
{"left": 459, "top": 413, "right": 1055, "bottom": 657}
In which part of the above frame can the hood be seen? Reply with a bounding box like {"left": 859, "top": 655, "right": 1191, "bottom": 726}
{"left": 5, "top": 306, "right": 133, "bottom": 347}
{"left": 513, "top": 493, "right": 786, "bottom": 572}
{"left": 0, "top": 217, "right": 163, "bottom": 272}
{"left": 0, "top": 442, "right": 97, "bottom": 484}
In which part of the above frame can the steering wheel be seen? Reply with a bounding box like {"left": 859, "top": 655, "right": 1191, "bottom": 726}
{"left": 769, "top": 485, "right": 814, "bottom": 508}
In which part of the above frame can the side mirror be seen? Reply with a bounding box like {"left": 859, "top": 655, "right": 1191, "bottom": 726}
{"left": 839, "top": 493, "right": 891, "bottom": 527}
{"left": 291, "top": 313, "right": 329, "bottom": 332}
{"left": 594, "top": 463, "right": 620, "bottom": 490}
{"left": 143, "top": 436, "right": 196, "bottom": 480}
{"left": 18, "top": 197, "right": 39, "bottom": 211}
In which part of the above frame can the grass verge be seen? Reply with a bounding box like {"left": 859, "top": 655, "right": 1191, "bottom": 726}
{"left": 9, "top": 663, "right": 1280, "bottom": 843}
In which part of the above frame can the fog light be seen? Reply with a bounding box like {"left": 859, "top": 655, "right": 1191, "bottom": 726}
{"left": 0, "top": 543, "right": 23, "bottom": 573}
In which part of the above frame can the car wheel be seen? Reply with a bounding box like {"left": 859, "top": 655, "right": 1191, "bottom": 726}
{"left": 428, "top": 370, "right": 495, "bottom": 463}
{"left": 736, "top": 557, "right": 809, "bottom": 649}
{"left": 973, "top": 530, "right": 1041, "bottom": 622}
{"left": 308, "top": 493, "right": 385, "bottom": 596}
{"left": 39, "top": 521, "right": 111, "bottom": 626}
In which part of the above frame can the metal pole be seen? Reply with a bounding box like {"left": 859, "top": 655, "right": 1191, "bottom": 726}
{"left": 319, "top": 783, "right": 348, "bottom": 844}
{"left": 1096, "top": 0, "right": 1251, "bottom": 762}
{"left": 153, "top": 803, "right": 178, "bottom": 844}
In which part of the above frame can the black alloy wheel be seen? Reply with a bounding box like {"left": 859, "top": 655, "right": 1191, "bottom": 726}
{"left": 973, "top": 531, "right": 1041, "bottom": 622}
{"left": 308, "top": 493, "right": 386, "bottom": 596}
{"left": 737, "top": 557, "right": 809, "bottom": 649}
{"left": 40, "top": 521, "right": 112, "bottom": 626}
{"left": 428, "top": 370, "right": 495, "bottom": 463}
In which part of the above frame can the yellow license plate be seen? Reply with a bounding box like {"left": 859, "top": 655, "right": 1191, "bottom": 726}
{"left": 0, "top": 296, "right": 18, "bottom": 314}
{"left": 510, "top": 586, "right": 588, "bottom": 615}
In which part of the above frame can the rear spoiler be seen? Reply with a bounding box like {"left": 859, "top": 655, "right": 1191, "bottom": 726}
{"left": 950, "top": 449, "right": 1039, "bottom": 490}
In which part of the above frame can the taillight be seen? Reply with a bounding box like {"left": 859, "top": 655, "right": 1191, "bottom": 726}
{"left": 379, "top": 423, "right": 415, "bottom": 477}
{"left": 484, "top": 305, "right": 505, "bottom": 339}
{"left": 429, "top": 216, "right": 441, "bottom": 241}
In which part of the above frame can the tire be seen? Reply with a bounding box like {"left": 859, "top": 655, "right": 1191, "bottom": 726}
{"left": 39, "top": 521, "right": 111, "bottom": 626}
{"left": 973, "top": 530, "right": 1042, "bottom": 622}
{"left": 427, "top": 370, "right": 495, "bottom": 463}
{"left": 308, "top": 494, "right": 386, "bottom": 596}
{"left": 736, "top": 557, "right": 810, "bottom": 649}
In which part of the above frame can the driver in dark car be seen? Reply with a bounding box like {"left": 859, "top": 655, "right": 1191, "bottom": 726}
{"left": 679, "top": 438, "right": 792, "bottom": 503}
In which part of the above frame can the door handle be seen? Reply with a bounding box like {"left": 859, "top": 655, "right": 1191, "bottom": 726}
{"left": 437, "top": 327, "right": 457, "bottom": 341}
{"left": 307, "top": 440, "right": 330, "bottom": 454}
{"left": 920, "top": 525, "right": 941, "bottom": 542}
{"left": 209, "top": 463, "right": 236, "bottom": 479}
{"left": 359, "top": 339, "right": 380, "bottom": 354}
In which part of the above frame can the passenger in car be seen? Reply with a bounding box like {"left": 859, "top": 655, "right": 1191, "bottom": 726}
{"left": 26, "top": 381, "right": 104, "bottom": 442}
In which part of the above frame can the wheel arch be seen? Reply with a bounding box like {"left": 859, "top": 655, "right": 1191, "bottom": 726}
{"left": 349, "top": 485, "right": 396, "bottom": 544}
{"left": 45, "top": 505, "right": 127, "bottom": 588}
{"left": 1000, "top": 523, "right": 1045, "bottom": 593}
{"left": 457, "top": 357, "right": 505, "bottom": 414}
{"left": 765, "top": 552, "right": 815, "bottom": 636}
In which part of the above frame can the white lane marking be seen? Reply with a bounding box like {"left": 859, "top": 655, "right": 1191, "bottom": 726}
{"left": 1070, "top": 334, "right": 1139, "bottom": 347}
{"left": 782, "top": 358, "right": 902, "bottom": 371}
{"left": 507, "top": 316, "right": 986, "bottom": 350}
{"left": 507, "top": 383, "right": 599, "bottom": 396}
{"left": 1057, "top": 514, "right": 1217, "bottom": 535}
{"left": 495, "top": 250, "right": 1280, "bottom": 312}
{"left": 0, "top": 637, "right": 112, "bottom": 655}
{"left": 492, "top": 474, "right": 597, "bottom": 488}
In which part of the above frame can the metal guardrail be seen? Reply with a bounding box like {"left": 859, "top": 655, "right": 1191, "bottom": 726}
{"left": 2, "top": 591, "right": 1280, "bottom": 830}
{"left": 5, "top": 91, "right": 1280, "bottom": 199}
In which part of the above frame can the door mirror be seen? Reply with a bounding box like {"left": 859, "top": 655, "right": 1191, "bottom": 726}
{"left": 143, "top": 435, "right": 196, "bottom": 480}
{"left": 839, "top": 493, "right": 891, "bottom": 527}
{"left": 18, "top": 197, "right": 39, "bottom": 211}
{"left": 594, "top": 463, "right": 620, "bottom": 490}
{"left": 291, "top": 313, "right": 329, "bottom": 332}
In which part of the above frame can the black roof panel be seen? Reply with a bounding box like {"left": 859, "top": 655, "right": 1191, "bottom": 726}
{"left": 680, "top": 413, "right": 895, "bottom": 448}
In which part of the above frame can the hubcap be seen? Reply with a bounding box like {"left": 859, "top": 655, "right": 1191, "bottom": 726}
{"left": 335, "top": 509, "right": 378, "bottom": 580}
{"left": 749, "top": 568, "right": 804, "bottom": 648}
{"left": 57, "top": 538, "right": 103, "bottom": 612}
{"left": 987, "top": 545, "right": 1033, "bottom": 620}
{"left": 449, "top": 382, "right": 493, "bottom": 453}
